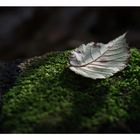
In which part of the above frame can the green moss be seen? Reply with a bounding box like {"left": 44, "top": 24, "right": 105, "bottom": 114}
{"left": 1, "top": 48, "right": 140, "bottom": 133}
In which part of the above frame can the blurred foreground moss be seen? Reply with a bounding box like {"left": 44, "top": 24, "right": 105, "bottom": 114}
{"left": 0, "top": 48, "right": 140, "bottom": 133}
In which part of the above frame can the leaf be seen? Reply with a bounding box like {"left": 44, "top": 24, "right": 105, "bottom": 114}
{"left": 68, "top": 33, "right": 130, "bottom": 79}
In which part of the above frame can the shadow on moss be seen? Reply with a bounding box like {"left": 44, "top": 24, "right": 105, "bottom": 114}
{"left": 0, "top": 49, "right": 140, "bottom": 133}
{"left": 32, "top": 68, "right": 109, "bottom": 133}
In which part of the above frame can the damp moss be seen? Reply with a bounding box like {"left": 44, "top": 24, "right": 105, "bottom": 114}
{"left": 1, "top": 48, "right": 140, "bottom": 133}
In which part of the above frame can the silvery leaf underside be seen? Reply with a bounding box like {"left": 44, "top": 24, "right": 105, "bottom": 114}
{"left": 69, "top": 33, "right": 130, "bottom": 79}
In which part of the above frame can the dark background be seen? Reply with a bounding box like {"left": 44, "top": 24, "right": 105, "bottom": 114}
{"left": 0, "top": 7, "right": 140, "bottom": 133}
{"left": 0, "top": 7, "right": 140, "bottom": 59}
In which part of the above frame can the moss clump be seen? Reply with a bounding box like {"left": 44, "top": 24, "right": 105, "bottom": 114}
{"left": 0, "top": 48, "right": 140, "bottom": 133}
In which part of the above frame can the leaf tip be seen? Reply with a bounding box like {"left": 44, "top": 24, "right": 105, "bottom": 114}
{"left": 122, "top": 32, "right": 128, "bottom": 38}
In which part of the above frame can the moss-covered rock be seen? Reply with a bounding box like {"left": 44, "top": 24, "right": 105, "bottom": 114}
{"left": 0, "top": 48, "right": 140, "bottom": 133}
